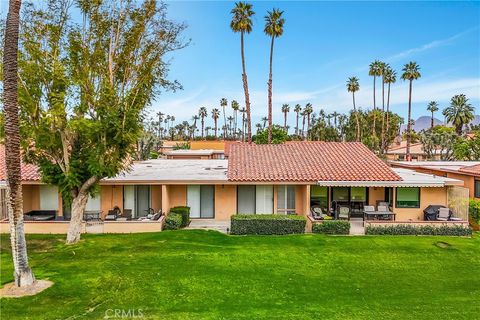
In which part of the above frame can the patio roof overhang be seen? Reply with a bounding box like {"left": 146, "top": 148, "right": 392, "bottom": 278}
{"left": 315, "top": 181, "right": 450, "bottom": 188}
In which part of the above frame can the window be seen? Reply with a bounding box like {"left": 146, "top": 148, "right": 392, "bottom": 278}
{"left": 350, "top": 187, "right": 366, "bottom": 201}
{"left": 85, "top": 194, "right": 101, "bottom": 211}
{"left": 236, "top": 185, "right": 273, "bottom": 214}
{"left": 475, "top": 180, "right": 480, "bottom": 198}
{"left": 187, "top": 185, "right": 215, "bottom": 218}
{"left": 332, "top": 187, "right": 349, "bottom": 202}
{"left": 277, "top": 185, "right": 296, "bottom": 214}
{"left": 123, "top": 185, "right": 151, "bottom": 218}
{"left": 310, "top": 186, "right": 328, "bottom": 212}
{"left": 39, "top": 185, "right": 59, "bottom": 210}
{"left": 396, "top": 187, "right": 420, "bottom": 208}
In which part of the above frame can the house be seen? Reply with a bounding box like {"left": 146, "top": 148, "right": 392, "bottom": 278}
{"left": 385, "top": 141, "right": 444, "bottom": 161}
{"left": 0, "top": 142, "right": 469, "bottom": 233}
{"left": 390, "top": 161, "right": 480, "bottom": 200}
{"left": 165, "top": 149, "right": 225, "bottom": 159}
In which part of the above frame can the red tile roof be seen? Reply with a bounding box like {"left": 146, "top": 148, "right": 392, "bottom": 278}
{"left": 459, "top": 164, "right": 480, "bottom": 176}
{"left": 227, "top": 142, "right": 402, "bottom": 182}
{"left": 0, "top": 145, "right": 41, "bottom": 181}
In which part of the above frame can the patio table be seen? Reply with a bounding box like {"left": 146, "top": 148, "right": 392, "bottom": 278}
{"left": 84, "top": 211, "right": 102, "bottom": 221}
{"left": 363, "top": 211, "right": 396, "bottom": 221}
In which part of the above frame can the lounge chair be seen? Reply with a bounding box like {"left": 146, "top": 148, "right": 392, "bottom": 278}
{"left": 310, "top": 206, "right": 326, "bottom": 220}
{"left": 363, "top": 205, "right": 375, "bottom": 220}
{"left": 138, "top": 210, "right": 163, "bottom": 221}
{"left": 338, "top": 206, "right": 350, "bottom": 220}
{"left": 377, "top": 205, "right": 391, "bottom": 220}
{"left": 117, "top": 209, "right": 132, "bottom": 221}
{"left": 436, "top": 208, "right": 451, "bottom": 221}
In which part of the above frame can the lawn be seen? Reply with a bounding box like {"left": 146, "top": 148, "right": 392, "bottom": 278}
{"left": 1, "top": 231, "right": 479, "bottom": 319}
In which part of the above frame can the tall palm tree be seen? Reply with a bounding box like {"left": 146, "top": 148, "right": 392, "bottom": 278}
{"left": 281, "top": 103, "right": 290, "bottom": 132}
{"left": 346, "top": 76, "right": 360, "bottom": 141}
{"left": 294, "top": 104, "right": 302, "bottom": 135}
{"left": 205, "top": 126, "right": 211, "bottom": 137}
{"left": 227, "top": 116, "right": 234, "bottom": 137}
{"left": 211, "top": 108, "right": 220, "bottom": 138}
{"left": 261, "top": 116, "right": 268, "bottom": 129}
{"left": 443, "top": 94, "right": 475, "bottom": 135}
{"left": 231, "top": 100, "right": 240, "bottom": 139}
{"left": 170, "top": 116, "right": 175, "bottom": 130}
{"left": 220, "top": 98, "right": 228, "bottom": 139}
{"left": 264, "top": 8, "right": 285, "bottom": 143}
{"left": 199, "top": 107, "right": 208, "bottom": 138}
{"left": 426, "top": 101, "right": 439, "bottom": 130}
{"left": 4, "top": 0, "right": 35, "bottom": 287}
{"left": 240, "top": 107, "right": 246, "bottom": 141}
{"left": 301, "top": 110, "right": 306, "bottom": 138}
{"left": 401, "top": 61, "right": 421, "bottom": 160}
{"left": 255, "top": 123, "right": 262, "bottom": 134}
{"left": 369, "top": 60, "right": 382, "bottom": 143}
{"left": 157, "top": 112, "right": 164, "bottom": 139}
{"left": 331, "top": 111, "right": 340, "bottom": 129}
{"left": 383, "top": 67, "right": 396, "bottom": 151}
{"left": 379, "top": 62, "right": 388, "bottom": 153}
{"left": 231, "top": 2, "right": 255, "bottom": 143}
{"left": 304, "top": 103, "right": 313, "bottom": 140}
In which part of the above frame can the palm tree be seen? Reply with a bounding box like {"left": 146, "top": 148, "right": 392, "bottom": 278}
{"left": 199, "top": 107, "right": 208, "bottom": 138}
{"left": 211, "top": 108, "right": 220, "bottom": 138}
{"left": 240, "top": 107, "right": 246, "bottom": 141}
{"left": 304, "top": 103, "right": 313, "bottom": 140}
{"left": 281, "top": 103, "right": 290, "bottom": 132}
{"left": 301, "top": 111, "right": 306, "bottom": 139}
{"left": 383, "top": 67, "right": 396, "bottom": 151}
{"left": 264, "top": 8, "right": 285, "bottom": 143}
{"left": 443, "top": 94, "right": 475, "bottom": 135}
{"left": 261, "top": 116, "right": 268, "bottom": 129}
{"left": 255, "top": 123, "right": 262, "bottom": 134}
{"left": 231, "top": 100, "right": 240, "bottom": 139}
{"left": 346, "top": 76, "right": 360, "bottom": 141}
{"left": 220, "top": 98, "right": 228, "bottom": 139}
{"left": 331, "top": 111, "right": 339, "bottom": 129}
{"left": 379, "top": 62, "right": 388, "bottom": 153}
{"left": 369, "top": 60, "right": 382, "bottom": 142}
{"left": 157, "top": 112, "right": 164, "bottom": 139}
{"left": 205, "top": 126, "right": 211, "bottom": 137}
{"left": 401, "top": 61, "right": 421, "bottom": 160}
{"left": 190, "top": 115, "right": 199, "bottom": 140}
{"left": 4, "top": 0, "right": 35, "bottom": 287}
{"left": 231, "top": 2, "right": 255, "bottom": 143}
{"left": 170, "top": 116, "right": 175, "bottom": 130}
{"left": 426, "top": 101, "right": 439, "bottom": 129}
{"left": 227, "top": 116, "right": 234, "bottom": 137}
{"left": 294, "top": 104, "right": 302, "bottom": 135}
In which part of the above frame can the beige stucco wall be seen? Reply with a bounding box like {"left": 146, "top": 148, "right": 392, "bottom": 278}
{"left": 445, "top": 172, "right": 475, "bottom": 199}
{"left": 0, "top": 221, "right": 79, "bottom": 234}
{"left": 151, "top": 185, "right": 162, "bottom": 212}
{"left": 368, "top": 187, "right": 385, "bottom": 206}
{"left": 215, "top": 185, "right": 236, "bottom": 220}
{"left": 168, "top": 185, "right": 187, "bottom": 208}
{"left": 295, "top": 185, "right": 309, "bottom": 216}
{"left": 103, "top": 220, "right": 163, "bottom": 233}
{"left": 101, "top": 185, "right": 124, "bottom": 218}
{"left": 22, "top": 185, "right": 40, "bottom": 213}
{"left": 393, "top": 187, "right": 447, "bottom": 221}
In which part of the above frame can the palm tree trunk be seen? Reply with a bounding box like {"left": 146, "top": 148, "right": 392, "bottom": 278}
{"left": 385, "top": 83, "right": 391, "bottom": 152}
{"left": 240, "top": 32, "right": 252, "bottom": 143}
{"left": 242, "top": 112, "right": 245, "bottom": 142}
{"left": 283, "top": 112, "right": 287, "bottom": 132}
{"left": 302, "top": 115, "right": 306, "bottom": 140}
{"left": 4, "top": 0, "right": 36, "bottom": 287}
{"left": 353, "top": 92, "right": 360, "bottom": 142}
{"left": 214, "top": 120, "right": 218, "bottom": 138}
{"left": 406, "top": 79, "right": 413, "bottom": 160}
{"left": 267, "top": 36, "right": 274, "bottom": 144}
{"left": 295, "top": 113, "right": 299, "bottom": 136}
{"left": 372, "top": 76, "right": 377, "bottom": 146}
{"left": 234, "top": 110, "right": 237, "bottom": 140}
{"left": 430, "top": 112, "right": 434, "bottom": 129}
{"left": 381, "top": 76, "right": 385, "bottom": 153}
{"left": 201, "top": 117, "right": 205, "bottom": 138}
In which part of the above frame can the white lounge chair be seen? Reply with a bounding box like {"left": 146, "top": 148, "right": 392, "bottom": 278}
{"left": 437, "top": 208, "right": 450, "bottom": 221}
{"left": 338, "top": 206, "right": 350, "bottom": 220}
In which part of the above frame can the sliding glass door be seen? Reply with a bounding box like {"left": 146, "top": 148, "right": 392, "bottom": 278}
{"left": 237, "top": 185, "right": 274, "bottom": 214}
{"left": 187, "top": 185, "right": 215, "bottom": 218}
{"left": 123, "top": 185, "right": 151, "bottom": 218}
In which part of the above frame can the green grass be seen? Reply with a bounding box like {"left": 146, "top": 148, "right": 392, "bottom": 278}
{"left": 1, "top": 231, "right": 480, "bottom": 319}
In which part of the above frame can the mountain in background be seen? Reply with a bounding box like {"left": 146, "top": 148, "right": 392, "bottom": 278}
{"left": 400, "top": 115, "right": 479, "bottom": 133}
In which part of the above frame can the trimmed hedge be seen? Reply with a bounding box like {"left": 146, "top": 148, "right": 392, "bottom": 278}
{"left": 164, "top": 213, "right": 182, "bottom": 230}
{"left": 365, "top": 224, "right": 472, "bottom": 236}
{"left": 469, "top": 199, "right": 480, "bottom": 223}
{"left": 170, "top": 206, "right": 190, "bottom": 227}
{"left": 230, "top": 214, "right": 306, "bottom": 235}
{"left": 312, "top": 220, "right": 350, "bottom": 235}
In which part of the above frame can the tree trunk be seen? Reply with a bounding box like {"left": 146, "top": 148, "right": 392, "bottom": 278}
{"left": 385, "top": 83, "right": 391, "bottom": 152}
{"left": 353, "top": 92, "right": 360, "bottom": 142}
{"left": 430, "top": 113, "right": 434, "bottom": 129}
{"left": 380, "top": 76, "right": 385, "bottom": 153}
{"left": 295, "top": 113, "right": 299, "bottom": 136}
{"left": 284, "top": 112, "right": 287, "bottom": 132}
{"left": 240, "top": 32, "right": 252, "bottom": 143}
{"left": 406, "top": 80, "right": 413, "bottom": 160}
{"left": 372, "top": 76, "right": 377, "bottom": 146}
{"left": 222, "top": 106, "right": 226, "bottom": 139}
{"left": 302, "top": 116, "right": 306, "bottom": 140}
{"left": 4, "top": 0, "right": 36, "bottom": 288}
{"left": 267, "top": 36, "right": 274, "bottom": 144}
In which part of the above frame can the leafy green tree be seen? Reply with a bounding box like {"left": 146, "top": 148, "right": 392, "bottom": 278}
{"left": 16, "top": 0, "right": 186, "bottom": 244}
{"left": 254, "top": 125, "right": 288, "bottom": 144}
{"left": 230, "top": 2, "right": 254, "bottom": 143}
{"left": 419, "top": 126, "right": 458, "bottom": 160}
{"left": 442, "top": 94, "right": 475, "bottom": 135}
{"left": 3, "top": 0, "right": 36, "bottom": 287}
{"left": 454, "top": 132, "right": 480, "bottom": 160}
{"left": 401, "top": 61, "right": 421, "bottom": 160}
{"left": 264, "top": 8, "right": 285, "bottom": 144}
{"left": 427, "top": 101, "right": 439, "bottom": 129}
{"left": 346, "top": 76, "right": 360, "bottom": 141}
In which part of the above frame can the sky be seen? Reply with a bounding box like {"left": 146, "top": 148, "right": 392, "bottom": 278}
{"left": 152, "top": 0, "right": 480, "bottom": 130}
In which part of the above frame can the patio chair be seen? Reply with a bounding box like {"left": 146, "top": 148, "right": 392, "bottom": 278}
{"left": 363, "top": 205, "right": 375, "bottom": 220}
{"left": 377, "top": 205, "right": 391, "bottom": 220}
{"left": 436, "top": 208, "right": 451, "bottom": 221}
{"left": 117, "top": 209, "right": 132, "bottom": 221}
{"left": 310, "top": 205, "right": 326, "bottom": 220}
{"left": 338, "top": 206, "right": 350, "bottom": 220}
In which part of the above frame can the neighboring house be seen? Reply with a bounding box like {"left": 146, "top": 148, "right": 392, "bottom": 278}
{"left": 165, "top": 149, "right": 225, "bottom": 160}
{"left": 386, "top": 141, "right": 444, "bottom": 161}
{"left": 0, "top": 142, "right": 467, "bottom": 229}
{"left": 390, "top": 161, "right": 480, "bottom": 200}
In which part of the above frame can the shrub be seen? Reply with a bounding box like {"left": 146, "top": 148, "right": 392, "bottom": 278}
{"left": 312, "top": 220, "right": 350, "bottom": 235}
{"left": 230, "top": 214, "right": 306, "bottom": 235}
{"left": 164, "top": 213, "right": 182, "bottom": 230}
{"left": 469, "top": 199, "right": 480, "bottom": 223}
{"left": 170, "top": 206, "right": 190, "bottom": 227}
{"left": 365, "top": 224, "right": 472, "bottom": 236}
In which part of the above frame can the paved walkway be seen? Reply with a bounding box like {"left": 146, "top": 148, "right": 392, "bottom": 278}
{"left": 349, "top": 218, "right": 365, "bottom": 235}
{"left": 185, "top": 219, "right": 230, "bottom": 233}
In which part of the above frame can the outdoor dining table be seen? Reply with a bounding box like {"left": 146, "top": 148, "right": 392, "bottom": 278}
{"left": 363, "top": 211, "right": 396, "bottom": 221}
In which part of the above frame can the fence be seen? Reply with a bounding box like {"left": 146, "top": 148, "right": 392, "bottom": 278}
{"left": 447, "top": 186, "right": 469, "bottom": 221}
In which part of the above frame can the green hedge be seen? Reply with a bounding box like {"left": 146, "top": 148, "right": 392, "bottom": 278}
{"left": 230, "top": 214, "right": 306, "bottom": 235}
{"left": 312, "top": 220, "right": 350, "bottom": 235}
{"left": 170, "top": 206, "right": 190, "bottom": 227}
{"left": 365, "top": 224, "right": 472, "bottom": 236}
{"left": 164, "top": 213, "right": 182, "bottom": 230}
{"left": 469, "top": 199, "right": 480, "bottom": 223}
